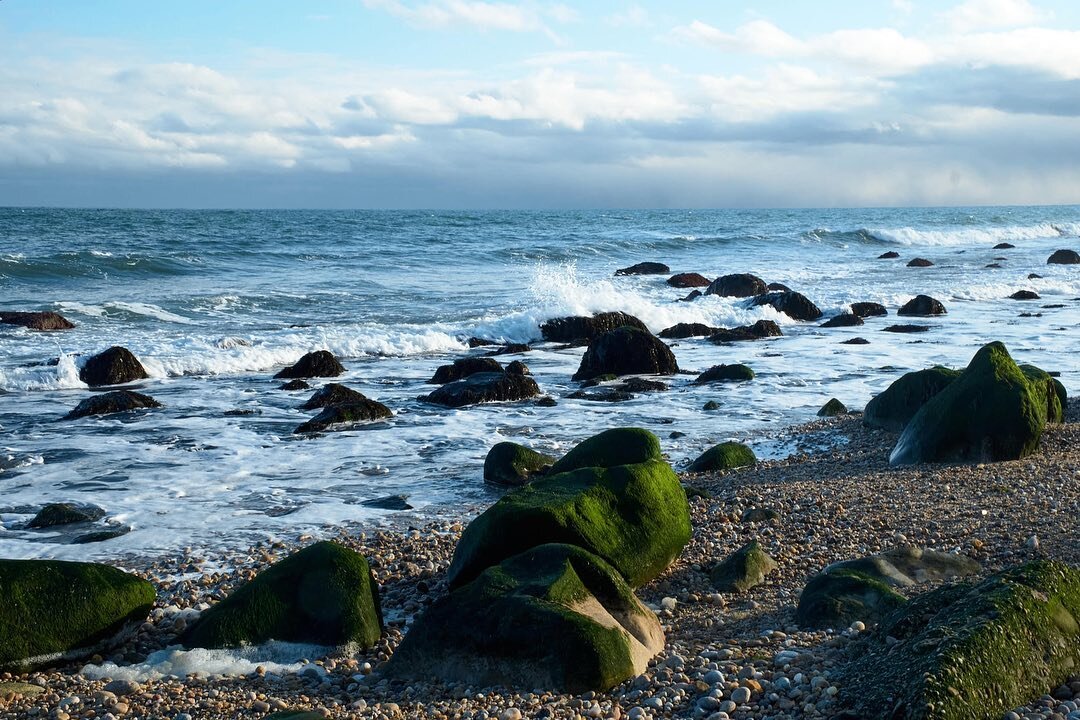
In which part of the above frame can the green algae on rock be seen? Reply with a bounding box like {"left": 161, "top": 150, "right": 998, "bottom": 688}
{"left": 817, "top": 398, "right": 847, "bottom": 417}
{"left": 483, "top": 441, "right": 556, "bottom": 487}
{"left": 446, "top": 458, "right": 691, "bottom": 589}
{"left": 548, "top": 427, "right": 663, "bottom": 475}
{"left": 0, "top": 559, "right": 155, "bottom": 670}
{"left": 687, "top": 442, "right": 757, "bottom": 473}
{"left": 890, "top": 342, "right": 1063, "bottom": 465}
{"left": 694, "top": 364, "right": 755, "bottom": 383}
{"left": 794, "top": 568, "right": 908, "bottom": 630}
{"left": 709, "top": 540, "right": 778, "bottom": 593}
{"left": 863, "top": 366, "right": 960, "bottom": 432}
{"left": 385, "top": 543, "right": 665, "bottom": 693}
{"left": 182, "top": 541, "right": 382, "bottom": 650}
{"left": 842, "top": 560, "right": 1080, "bottom": 720}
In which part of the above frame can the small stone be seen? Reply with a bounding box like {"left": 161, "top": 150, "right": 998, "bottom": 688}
{"left": 500, "top": 709, "right": 523, "bottom": 720}
{"left": 252, "top": 700, "right": 270, "bottom": 713}
{"left": 103, "top": 680, "right": 142, "bottom": 697}
{"left": 731, "top": 686, "right": 751, "bottom": 704}
{"left": 850, "top": 620, "right": 866, "bottom": 632}
{"left": 1026, "top": 535, "right": 1040, "bottom": 550}
{"left": 660, "top": 597, "right": 677, "bottom": 612}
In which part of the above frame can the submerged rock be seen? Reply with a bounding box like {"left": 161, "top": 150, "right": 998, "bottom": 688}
{"left": 883, "top": 324, "right": 931, "bottom": 333}
{"left": 708, "top": 319, "right": 783, "bottom": 343}
{"left": 878, "top": 251, "right": 900, "bottom": 259}
{"left": 273, "top": 350, "right": 345, "bottom": 380}
{"left": 705, "top": 273, "right": 767, "bottom": 298}
{"left": 27, "top": 503, "right": 106, "bottom": 528}
{"left": 79, "top": 346, "right": 150, "bottom": 387}
{"left": 750, "top": 291, "right": 823, "bottom": 321}
{"left": 360, "top": 495, "right": 412, "bottom": 511}
{"left": 687, "top": 442, "right": 756, "bottom": 472}
{"left": 419, "top": 371, "right": 540, "bottom": 408}
{"left": 863, "top": 366, "right": 960, "bottom": 431}
{"left": 0, "top": 311, "right": 75, "bottom": 331}
{"left": 906, "top": 257, "right": 934, "bottom": 267}
{"left": 429, "top": 357, "right": 504, "bottom": 384}
{"left": 484, "top": 442, "right": 556, "bottom": 487}
{"left": 1010, "top": 289, "right": 1040, "bottom": 300}
{"left": 294, "top": 399, "right": 392, "bottom": 433}
{"left": 710, "top": 540, "right": 777, "bottom": 593}
{"left": 615, "top": 261, "right": 669, "bottom": 276}
{"left": 278, "top": 379, "right": 311, "bottom": 391}
{"left": 841, "top": 337, "right": 870, "bottom": 345}
{"left": 666, "top": 272, "right": 712, "bottom": 288}
{"left": 658, "top": 322, "right": 717, "bottom": 339}
{"left": 572, "top": 326, "right": 678, "bottom": 381}
{"left": 898, "top": 294, "right": 947, "bottom": 316}
{"left": 1047, "top": 249, "right": 1080, "bottom": 264}
{"left": 299, "top": 383, "right": 368, "bottom": 410}
{"left": 850, "top": 302, "right": 887, "bottom": 317}
{"left": 63, "top": 390, "right": 161, "bottom": 420}
{"left": 994, "top": 242, "right": 1016, "bottom": 249}
{"left": 820, "top": 313, "right": 863, "bottom": 328}
{"left": 540, "top": 312, "right": 648, "bottom": 344}
{"left": 695, "top": 364, "right": 754, "bottom": 383}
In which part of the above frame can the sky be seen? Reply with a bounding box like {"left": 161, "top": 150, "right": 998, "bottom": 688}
{"left": 2, "top": 0, "right": 1080, "bottom": 209}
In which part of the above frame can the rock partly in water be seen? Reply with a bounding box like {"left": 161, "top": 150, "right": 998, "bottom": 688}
{"left": 841, "top": 337, "right": 870, "bottom": 345}
{"left": 817, "top": 398, "right": 848, "bottom": 417}
{"left": 883, "top": 324, "right": 931, "bottom": 333}
{"left": 695, "top": 364, "right": 754, "bottom": 383}
{"left": 820, "top": 313, "right": 863, "bottom": 328}
{"left": 182, "top": 541, "right": 382, "bottom": 649}
{"left": 687, "top": 442, "right": 756, "bottom": 472}
{"left": 420, "top": 371, "right": 540, "bottom": 408}
{"left": 278, "top": 379, "right": 311, "bottom": 391}
{"left": 429, "top": 357, "right": 504, "bottom": 384}
{"left": 615, "top": 261, "right": 670, "bottom": 276}
{"left": 360, "top": 495, "right": 412, "bottom": 511}
{"left": 658, "top": 322, "right": 717, "bottom": 339}
{"left": 994, "top": 242, "right": 1016, "bottom": 249}
{"left": 708, "top": 319, "right": 783, "bottom": 343}
{"left": 709, "top": 540, "right": 777, "bottom": 593}
{"left": 63, "top": 390, "right": 162, "bottom": 420}
{"left": 863, "top": 366, "right": 960, "bottom": 431}
{"left": 878, "top": 251, "right": 900, "bottom": 259}
{"left": 667, "top": 273, "right": 712, "bottom": 288}
{"left": 850, "top": 302, "right": 887, "bottom": 317}
{"left": 484, "top": 442, "right": 556, "bottom": 487}
{"left": 299, "top": 383, "right": 368, "bottom": 410}
{"left": 273, "top": 351, "right": 345, "bottom": 380}
{"left": 890, "top": 342, "right": 1064, "bottom": 465}
{"left": 1010, "top": 290, "right": 1040, "bottom": 300}
{"left": 540, "top": 312, "right": 648, "bottom": 344}
{"left": 898, "top": 294, "right": 947, "bottom": 316}
{"left": 1047, "top": 249, "right": 1080, "bottom": 264}
{"left": 294, "top": 398, "right": 393, "bottom": 433}
{"left": 750, "top": 291, "right": 823, "bottom": 321}
{"left": 907, "top": 257, "right": 934, "bottom": 267}
{"left": 572, "top": 326, "right": 678, "bottom": 381}
{"left": 384, "top": 544, "right": 665, "bottom": 693}
{"left": 0, "top": 559, "right": 155, "bottom": 670}
{"left": 767, "top": 282, "right": 792, "bottom": 292}
{"left": 79, "top": 347, "right": 150, "bottom": 387}
{"left": 705, "top": 273, "right": 767, "bottom": 298}
{"left": 27, "top": 503, "right": 106, "bottom": 528}
{"left": 0, "top": 311, "right": 75, "bottom": 331}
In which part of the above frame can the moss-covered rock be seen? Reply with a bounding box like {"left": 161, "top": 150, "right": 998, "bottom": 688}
{"left": 890, "top": 342, "right": 1062, "bottom": 465}
{"left": 549, "top": 428, "right": 662, "bottom": 475}
{"left": 0, "top": 559, "right": 155, "bottom": 670}
{"left": 384, "top": 544, "right": 664, "bottom": 693}
{"left": 817, "top": 398, "right": 847, "bottom": 417}
{"left": 484, "top": 442, "right": 556, "bottom": 487}
{"left": 687, "top": 442, "right": 756, "bottom": 472}
{"left": 841, "top": 560, "right": 1080, "bottom": 720}
{"left": 863, "top": 366, "right": 960, "bottom": 432}
{"left": 446, "top": 458, "right": 690, "bottom": 589}
{"left": 182, "top": 541, "right": 382, "bottom": 649}
{"left": 1020, "top": 364, "right": 1067, "bottom": 424}
{"left": 695, "top": 364, "right": 754, "bottom": 383}
{"left": 710, "top": 540, "right": 777, "bottom": 593}
{"left": 794, "top": 568, "right": 908, "bottom": 630}
{"left": 572, "top": 326, "right": 678, "bottom": 381}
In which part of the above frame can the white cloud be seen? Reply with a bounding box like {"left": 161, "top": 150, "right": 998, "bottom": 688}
{"left": 699, "top": 64, "right": 884, "bottom": 122}
{"left": 362, "top": 0, "right": 573, "bottom": 36}
{"left": 941, "top": 28, "right": 1080, "bottom": 78}
{"left": 943, "top": 0, "right": 1049, "bottom": 32}
{"left": 671, "top": 19, "right": 801, "bottom": 56}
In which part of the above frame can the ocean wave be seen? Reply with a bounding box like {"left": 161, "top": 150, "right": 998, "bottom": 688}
{"left": 863, "top": 222, "right": 1080, "bottom": 246}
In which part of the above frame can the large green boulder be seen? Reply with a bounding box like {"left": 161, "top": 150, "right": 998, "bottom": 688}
{"left": 182, "top": 542, "right": 382, "bottom": 649}
{"left": 890, "top": 342, "right": 1063, "bottom": 465}
{"left": 445, "top": 458, "right": 691, "bottom": 589}
{"left": 549, "top": 427, "right": 662, "bottom": 475}
{"left": 794, "top": 568, "right": 907, "bottom": 630}
{"left": 863, "top": 366, "right": 960, "bottom": 431}
{"left": 384, "top": 544, "right": 664, "bottom": 693}
{"left": 0, "top": 559, "right": 155, "bottom": 670}
{"left": 842, "top": 560, "right": 1080, "bottom": 720}
{"left": 484, "top": 442, "right": 556, "bottom": 487}
{"left": 687, "top": 441, "right": 756, "bottom": 472}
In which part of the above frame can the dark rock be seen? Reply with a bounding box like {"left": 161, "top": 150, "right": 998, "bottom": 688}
{"left": 63, "top": 390, "right": 161, "bottom": 420}
{"left": 687, "top": 442, "right": 756, "bottom": 472}
{"left": 536, "top": 396, "right": 557, "bottom": 407}
{"left": 28, "top": 503, "right": 106, "bottom": 528}
{"left": 619, "top": 377, "right": 668, "bottom": 392}
{"left": 384, "top": 544, "right": 665, "bottom": 693}
{"left": 864, "top": 366, "right": 960, "bottom": 431}
{"left": 71, "top": 525, "right": 132, "bottom": 544}
{"left": 506, "top": 360, "right": 530, "bottom": 376}
{"left": 484, "top": 442, "right": 555, "bottom": 487}
{"left": 705, "top": 273, "right": 767, "bottom": 298}
{"left": 695, "top": 364, "right": 754, "bottom": 383}
{"left": 820, "top": 313, "right": 863, "bottom": 328}
{"left": 658, "top": 322, "right": 717, "bottom": 339}
{"left": 741, "top": 507, "right": 779, "bottom": 523}
{"left": 1047, "top": 249, "right": 1080, "bottom": 264}
{"left": 466, "top": 337, "right": 496, "bottom": 348}
{"left": 273, "top": 350, "right": 345, "bottom": 380}
{"left": 666, "top": 272, "right": 712, "bottom": 288}
{"left": 883, "top": 324, "right": 931, "bottom": 333}
{"left": 766, "top": 282, "right": 792, "bottom": 292}
{"left": 1028, "top": 273, "right": 1043, "bottom": 279}
{"left": 223, "top": 408, "right": 259, "bottom": 417}
{"left": 986, "top": 262, "right": 1003, "bottom": 268}
{"left": 0, "top": 311, "right": 75, "bottom": 331}
{"left": 906, "top": 257, "right": 934, "bottom": 267}
{"left": 294, "top": 399, "right": 392, "bottom": 433}
{"left": 750, "top": 291, "right": 823, "bottom": 321}
{"left": 708, "top": 319, "right": 783, "bottom": 343}
{"left": 795, "top": 568, "right": 906, "bottom": 630}
{"left": 572, "top": 326, "right": 678, "bottom": 381}
{"left": 1019, "top": 312, "right": 1043, "bottom": 318}
{"left": 420, "top": 371, "right": 540, "bottom": 408}
{"left": 568, "top": 389, "right": 635, "bottom": 403}
{"left": 827, "top": 546, "right": 980, "bottom": 588}
{"left": 710, "top": 540, "right": 777, "bottom": 593}
{"left": 300, "top": 383, "right": 368, "bottom": 410}
{"left": 183, "top": 542, "right": 382, "bottom": 650}
{"left": 678, "top": 289, "right": 703, "bottom": 302}
{"left": 361, "top": 495, "right": 412, "bottom": 511}
{"left": 540, "top": 312, "right": 648, "bottom": 343}
{"left": 615, "top": 261, "right": 669, "bottom": 276}
{"left": 878, "top": 251, "right": 900, "bottom": 259}
{"left": 702, "top": 400, "right": 720, "bottom": 410}
{"left": 841, "top": 337, "right": 870, "bottom": 345}
{"left": 993, "top": 242, "right": 1016, "bottom": 249}
{"left": 487, "top": 343, "right": 530, "bottom": 356}
{"left": 429, "top": 357, "right": 503, "bottom": 384}
{"left": 278, "top": 379, "right": 310, "bottom": 391}
{"left": 1010, "top": 290, "right": 1040, "bottom": 300}
{"left": 897, "top": 294, "right": 946, "bottom": 316}
{"left": 0, "top": 559, "right": 155, "bottom": 670}
{"left": 850, "top": 302, "right": 887, "bottom": 318}
{"left": 79, "top": 347, "right": 150, "bottom": 387}
{"left": 817, "top": 398, "right": 847, "bottom": 417}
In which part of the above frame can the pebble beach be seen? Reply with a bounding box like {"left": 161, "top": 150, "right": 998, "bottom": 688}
{"left": 3, "top": 399, "right": 1077, "bottom": 720}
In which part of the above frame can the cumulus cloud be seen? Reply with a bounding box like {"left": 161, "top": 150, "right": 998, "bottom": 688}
{"left": 362, "top": 0, "right": 574, "bottom": 39}
{"left": 943, "top": 0, "right": 1050, "bottom": 32}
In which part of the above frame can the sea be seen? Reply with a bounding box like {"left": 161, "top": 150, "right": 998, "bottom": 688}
{"left": 2, "top": 206, "right": 1078, "bottom": 562}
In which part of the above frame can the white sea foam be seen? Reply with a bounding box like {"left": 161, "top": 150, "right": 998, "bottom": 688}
{"left": 866, "top": 222, "right": 1080, "bottom": 247}
{"left": 80, "top": 642, "right": 334, "bottom": 682}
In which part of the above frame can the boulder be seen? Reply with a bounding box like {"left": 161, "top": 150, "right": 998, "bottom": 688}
{"left": 817, "top": 398, "right": 847, "bottom": 417}
{"left": 658, "top": 322, "right": 717, "bottom": 339}
{"left": 79, "top": 347, "right": 149, "bottom": 387}
{"left": 27, "top": 503, "right": 106, "bottom": 528}
{"left": 863, "top": 366, "right": 960, "bottom": 431}
{"left": 750, "top": 291, "right": 823, "bottom": 321}
{"left": 898, "top": 295, "right": 947, "bottom": 316}
{"left": 572, "top": 326, "right": 678, "bottom": 381}
{"left": 568, "top": 388, "right": 634, "bottom": 403}
{"left": 767, "top": 282, "right": 792, "bottom": 292}
{"left": 705, "top": 273, "right": 767, "bottom": 298}
{"left": 794, "top": 567, "right": 907, "bottom": 630}
{"left": 384, "top": 544, "right": 665, "bottom": 693}
{"left": 826, "top": 547, "right": 980, "bottom": 589}
{"left": 549, "top": 427, "right": 662, "bottom": 475}
{"left": 906, "top": 258, "right": 934, "bottom": 267}
{"left": 1028, "top": 273, "right": 1043, "bottom": 279}
{"left": 0, "top": 559, "right": 155, "bottom": 670}
{"left": 419, "top": 371, "right": 540, "bottom": 408}
{"left": 278, "top": 379, "right": 310, "bottom": 391}
{"left": 63, "top": 390, "right": 161, "bottom": 420}
{"left": 687, "top": 442, "right": 756, "bottom": 472}
{"left": 841, "top": 337, "right": 870, "bottom": 345}
{"left": 708, "top": 319, "right": 783, "bottom": 343}
{"left": 429, "top": 357, "right": 504, "bottom": 384}
{"left": 273, "top": 351, "right": 345, "bottom": 380}
{"left": 666, "top": 273, "right": 712, "bottom": 288}
{"left": 0, "top": 311, "right": 75, "bottom": 331}
{"left": 710, "top": 540, "right": 777, "bottom": 593}
{"left": 294, "top": 399, "right": 392, "bottom": 433}
{"left": 445, "top": 456, "right": 691, "bottom": 589}
{"left": 1047, "top": 249, "right": 1080, "bottom": 264}
{"left": 506, "top": 360, "right": 530, "bottom": 376}
{"left": 361, "top": 495, "right": 412, "bottom": 511}
{"left": 615, "top": 262, "right": 669, "bottom": 276}
{"left": 741, "top": 507, "right": 779, "bottom": 523}
{"left": 878, "top": 251, "right": 900, "bottom": 259}
{"left": 299, "top": 383, "right": 368, "bottom": 410}
{"left": 890, "top": 342, "right": 1064, "bottom": 465}
{"left": 841, "top": 560, "right": 1080, "bottom": 720}
{"left": 540, "top": 312, "right": 648, "bottom": 344}
{"left": 885, "top": 324, "right": 932, "bottom": 334}
{"left": 850, "top": 302, "right": 887, "bottom": 317}
{"left": 695, "top": 364, "right": 754, "bottom": 383}
{"left": 820, "top": 313, "right": 863, "bottom": 328}
{"left": 484, "top": 442, "right": 556, "bottom": 487}
{"left": 678, "top": 289, "right": 703, "bottom": 302}
{"left": 994, "top": 242, "right": 1016, "bottom": 249}
{"left": 182, "top": 542, "right": 382, "bottom": 649}
{"left": 1010, "top": 290, "right": 1040, "bottom": 300}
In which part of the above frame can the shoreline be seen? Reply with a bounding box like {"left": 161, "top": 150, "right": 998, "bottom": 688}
{"left": 3, "top": 402, "right": 1079, "bottom": 719}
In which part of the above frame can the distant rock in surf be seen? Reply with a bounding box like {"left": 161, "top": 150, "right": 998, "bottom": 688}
{"left": 767, "top": 282, "right": 792, "bottom": 292}
{"left": 878, "top": 251, "right": 900, "bottom": 259}
{"left": 0, "top": 311, "right": 75, "bottom": 331}
{"left": 708, "top": 320, "right": 783, "bottom": 343}
{"left": 884, "top": 324, "right": 931, "bottom": 333}
{"left": 273, "top": 350, "right": 345, "bottom": 379}
{"left": 278, "top": 379, "right": 310, "bottom": 391}
{"left": 678, "top": 289, "right": 703, "bottom": 302}
{"left": 420, "top": 371, "right": 540, "bottom": 408}
{"left": 572, "top": 326, "right": 678, "bottom": 381}
{"left": 1047, "top": 249, "right": 1080, "bottom": 264}
{"left": 898, "top": 295, "right": 947, "bottom": 316}
{"left": 821, "top": 313, "right": 863, "bottom": 328}
{"left": 841, "top": 337, "right": 870, "bottom": 344}
{"left": 79, "top": 346, "right": 150, "bottom": 387}
{"left": 750, "top": 291, "right": 823, "bottom": 321}
{"left": 540, "top": 312, "right": 648, "bottom": 344}
{"left": 299, "top": 383, "right": 369, "bottom": 410}
{"left": 63, "top": 390, "right": 161, "bottom": 420}
{"left": 695, "top": 364, "right": 754, "bottom": 383}
{"left": 993, "top": 242, "right": 1015, "bottom": 249}
{"left": 851, "top": 302, "right": 887, "bottom": 317}
{"left": 705, "top": 273, "right": 766, "bottom": 298}
{"left": 429, "top": 357, "right": 504, "bottom": 384}
{"left": 294, "top": 399, "right": 392, "bottom": 433}
{"left": 1010, "top": 290, "right": 1040, "bottom": 300}
{"left": 658, "top": 322, "right": 717, "bottom": 339}
{"left": 907, "top": 257, "right": 934, "bottom": 267}
{"left": 615, "top": 261, "right": 669, "bottom": 276}
{"left": 666, "top": 272, "right": 712, "bottom": 288}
